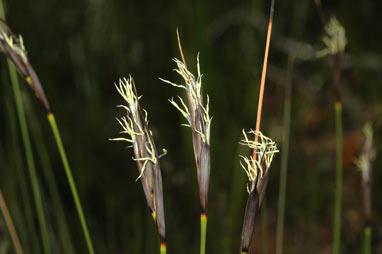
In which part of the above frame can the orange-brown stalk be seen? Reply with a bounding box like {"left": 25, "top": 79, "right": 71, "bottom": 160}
{"left": 0, "top": 189, "right": 23, "bottom": 254}
{"left": 251, "top": 0, "right": 274, "bottom": 176}
{"left": 252, "top": 0, "right": 274, "bottom": 154}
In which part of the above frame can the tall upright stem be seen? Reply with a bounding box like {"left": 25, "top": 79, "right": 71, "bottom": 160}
{"left": 333, "top": 101, "right": 343, "bottom": 254}
{"left": 276, "top": 56, "right": 293, "bottom": 254}
{"left": 252, "top": 0, "right": 274, "bottom": 150}
{"left": 332, "top": 51, "right": 343, "bottom": 254}
{"left": 364, "top": 227, "right": 371, "bottom": 254}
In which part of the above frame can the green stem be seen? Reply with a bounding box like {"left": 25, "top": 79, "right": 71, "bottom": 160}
{"left": 200, "top": 213, "right": 207, "bottom": 254}
{"left": 276, "top": 57, "right": 293, "bottom": 254}
{"left": 333, "top": 102, "right": 343, "bottom": 254}
{"left": 364, "top": 227, "right": 371, "bottom": 254}
{"left": 160, "top": 242, "right": 167, "bottom": 254}
{"left": 47, "top": 113, "right": 95, "bottom": 254}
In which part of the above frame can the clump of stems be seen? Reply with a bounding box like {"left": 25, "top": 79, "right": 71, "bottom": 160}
{"left": 160, "top": 30, "right": 212, "bottom": 254}
{"left": 0, "top": 13, "right": 94, "bottom": 253}
{"left": 111, "top": 76, "right": 167, "bottom": 253}
{"left": 0, "top": 8, "right": 51, "bottom": 253}
{"left": 354, "top": 123, "right": 375, "bottom": 254}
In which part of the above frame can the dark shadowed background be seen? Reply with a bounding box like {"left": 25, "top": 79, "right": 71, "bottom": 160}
{"left": 0, "top": 0, "right": 381, "bottom": 253}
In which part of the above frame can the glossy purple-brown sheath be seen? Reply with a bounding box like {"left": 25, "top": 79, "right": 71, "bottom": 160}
{"left": 0, "top": 22, "right": 50, "bottom": 111}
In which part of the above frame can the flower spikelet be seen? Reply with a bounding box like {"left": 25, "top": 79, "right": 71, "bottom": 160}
{"left": 317, "top": 16, "right": 347, "bottom": 57}
{"left": 110, "top": 76, "right": 162, "bottom": 180}
{"left": 160, "top": 53, "right": 212, "bottom": 213}
{"left": 0, "top": 25, "right": 50, "bottom": 110}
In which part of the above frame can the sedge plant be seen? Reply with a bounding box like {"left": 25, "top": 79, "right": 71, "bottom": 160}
{"left": 0, "top": 5, "right": 51, "bottom": 253}
{"left": 111, "top": 76, "right": 167, "bottom": 254}
{"left": 354, "top": 123, "right": 375, "bottom": 254}
{"left": 317, "top": 16, "right": 347, "bottom": 254}
{"left": 238, "top": 0, "right": 277, "bottom": 253}
{"left": 160, "top": 30, "right": 212, "bottom": 254}
{"left": 0, "top": 10, "right": 94, "bottom": 253}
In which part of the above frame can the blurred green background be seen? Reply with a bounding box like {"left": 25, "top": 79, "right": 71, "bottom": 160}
{"left": 0, "top": 0, "right": 381, "bottom": 253}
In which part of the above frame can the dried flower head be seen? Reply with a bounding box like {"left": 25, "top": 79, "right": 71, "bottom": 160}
{"left": 239, "top": 130, "right": 278, "bottom": 194}
{"left": 110, "top": 76, "right": 166, "bottom": 244}
{"left": 317, "top": 16, "right": 347, "bottom": 57}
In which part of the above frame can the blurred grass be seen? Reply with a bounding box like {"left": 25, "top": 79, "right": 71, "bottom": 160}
{"left": 0, "top": 0, "right": 382, "bottom": 253}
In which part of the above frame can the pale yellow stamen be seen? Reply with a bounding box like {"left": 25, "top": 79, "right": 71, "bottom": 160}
{"left": 160, "top": 54, "right": 212, "bottom": 145}
{"left": 239, "top": 130, "right": 278, "bottom": 193}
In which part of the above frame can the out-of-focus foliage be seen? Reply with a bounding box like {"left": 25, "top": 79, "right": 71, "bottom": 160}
{"left": 0, "top": 0, "right": 381, "bottom": 253}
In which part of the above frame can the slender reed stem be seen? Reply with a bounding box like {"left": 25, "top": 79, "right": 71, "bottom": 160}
{"left": 276, "top": 56, "right": 294, "bottom": 254}
{"left": 47, "top": 113, "right": 95, "bottom": 254}
{"left": 252, "top": 0, "right": 274, "bottom": 146}
{"left": 0, "top": 189, "right": 23, "bottom": 254}
{"left": 331, "top": 39, "right": 344, "bottom": 252}
{"left": 333, "top": 101, "right": 343, "bottom": 254}
{"left": 364, "top": 227, "right": 371, "bottom": 254}
{"left": 200, "top": 213, "right": 207, "bottom": 254}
